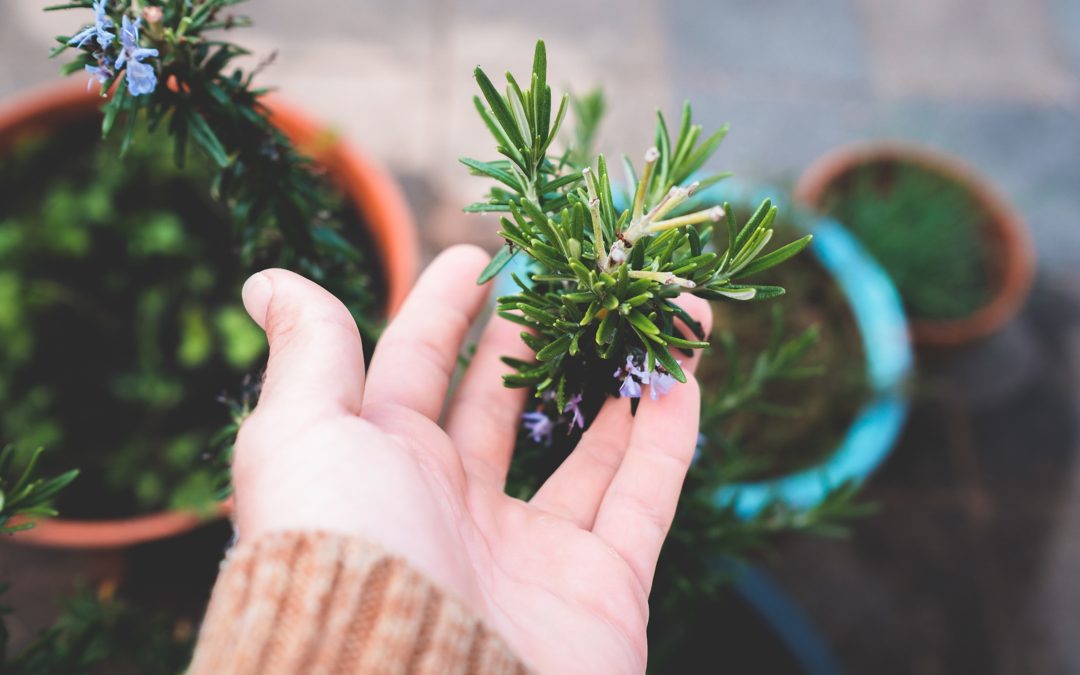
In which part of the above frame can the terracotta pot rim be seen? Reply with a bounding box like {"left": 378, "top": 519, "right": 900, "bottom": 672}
{"left": 9, "top": 500, "right": 232, "bottom": 549}
{"left": 1, "top": 79, "right": 419, "bottom": 548}
{"left": 792, "top": 140, "right": 1035, "bottom": 348}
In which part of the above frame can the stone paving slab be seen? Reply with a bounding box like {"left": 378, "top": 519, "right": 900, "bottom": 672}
{"left": 667, "top": 0, "right": 873, "bottom": 90}
{"left": 1050, "top": 0, "right": 1080, "bottom": 77}
{"left": 858, "top": 0, "right": 1078, "bottom": 103}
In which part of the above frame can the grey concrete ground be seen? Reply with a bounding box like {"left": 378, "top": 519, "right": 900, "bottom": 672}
{"left": 3, "top": 1, "right": 1080, "bottom": 672}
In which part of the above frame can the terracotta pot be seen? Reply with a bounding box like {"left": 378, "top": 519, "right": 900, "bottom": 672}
{"left": 793, "top": 142, "right": 1035, "bottom": 348}
{"left": 0, "top": 80, "right": 420, "bottom": 548}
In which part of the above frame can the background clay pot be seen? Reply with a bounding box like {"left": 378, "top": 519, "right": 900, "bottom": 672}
{"left": 793, "top": 142, "right": 1035, "bottom": 348}
{"left": 0, "top": 80, "right": 420, "bottom": 549}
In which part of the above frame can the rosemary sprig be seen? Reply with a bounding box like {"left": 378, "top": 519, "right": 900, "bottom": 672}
{"left": 463, "top": 40, "right": 812, "bottom": 420}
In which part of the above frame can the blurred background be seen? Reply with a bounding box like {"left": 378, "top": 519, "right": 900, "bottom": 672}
{"left": 3, "top": 0, "right": 1080, "bottom": 673}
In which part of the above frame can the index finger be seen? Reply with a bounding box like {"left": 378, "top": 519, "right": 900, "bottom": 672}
{"left": 363, "top": 246, "right": 491, "bottom": 421}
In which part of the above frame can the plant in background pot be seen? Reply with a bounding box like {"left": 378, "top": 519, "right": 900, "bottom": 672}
{"left": 1, "top": 448, "right": 191, "bottom": 675}
{"left": 1, "top": 0, "right": 418, "bottom": 549}
{"left": 463, "top": 43, "right": 898, "bottom": 673}
{"left": 2, "top": 445, "right": 77, "bottom": 665}
{"left": 643, "top": 189, "right": 913, "bottom": 672}
{"left": 3, "top": 583, "right": 197, "bottom": 675}
{"left": 795, "top": 142, "right": 1035, "bottom": 348}
{"left": 696, "top": 205, "right": 869, "bottom": 484}
{"left": 0, "top": 446, "right": 78, "bottom": 537}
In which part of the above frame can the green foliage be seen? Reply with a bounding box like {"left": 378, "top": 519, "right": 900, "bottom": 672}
{"left": 695, "top": 202, "right": 870, "bottom": 480}
{"left": 567, "top": 88, "right": 605, "bottom": 168}
{"left": 667, "top": 306, "right": 872, "bottom": 557}
{"left": 0, "top": 120, "right": 261, "bottom": 517}
{"left": 704, "top": 308, "right": 823, "bottom": 421}
{"left": 648, "top": 479, "right": 874, "bottom": 668}
{"left": 207, "top": 373, "right": 261, "bottom": 501}
{"left": 50, "top": 0, "right": 379, "bottom": 322}
{"left": 3, "top": 585, "right": 196, "bottom": 674}
{"left": 463, "top": 40, "right": 811, "bottom": 413}
{"left": 0, "top": 447, "right": 76, "bottom": 661}
{"left": 821, "top": 162, "right": 991, "bottom": 320}
{"left": 26, "top": 0, "right": 387, "bottom": 517}
{"left": 469, "top": 50, "right": 873, "bottom": 670}
{"left": 651, "top": 329, "right": 874, "bottom": 669}
{"left": 0, "top": 446, "right": 78, "bottom": 535}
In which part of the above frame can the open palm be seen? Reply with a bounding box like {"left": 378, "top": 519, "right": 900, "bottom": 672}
{"left": 232, "top": 246, "right": 710, "bottom": 675}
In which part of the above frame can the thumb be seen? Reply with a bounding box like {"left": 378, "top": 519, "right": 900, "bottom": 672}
{"left": 242, "top": 269, "right": 366, "bottom": 416}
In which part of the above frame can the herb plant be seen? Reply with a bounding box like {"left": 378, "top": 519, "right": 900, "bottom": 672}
{"left": 49, "top": 0, "right": 380, "bottom": 325}
{"left": 464, "top": 45, "right": 874, "bottom": 672}
{"left": 463, "top": 41, "right": 812, "bottom": 435}
{"left": 697, "top": 207, "right": 869, "bottom": 479}
{"left": 0, "top": 120, "right": 262, "bottom": 517}
{"left": 821, "top": 162, "right": 991, "bottom": 320}
{"left": 18, "top": 0, "right": 393, "bottom": 516}
{"left": 1, "top": 445, "right": 77, "bottom": 664}
{"left": 3, "top": 584, "right": 196, "bottom": 675}
{"left": 0, "top": 446, "right": 78, "bottom": 535}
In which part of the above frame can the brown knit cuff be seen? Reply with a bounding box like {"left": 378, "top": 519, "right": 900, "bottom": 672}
{"left": 189, "top": 531, "right": 529, "bottom": 675}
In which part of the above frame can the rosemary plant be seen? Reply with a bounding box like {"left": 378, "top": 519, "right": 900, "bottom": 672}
{"left": 464, "top": 45, "right": 874, "bottom": 671}
{"left": 0, "top": 446, "right": 78, "bottom": 535}
{"left": 3, "top": 585, "right": 196, "bottom": 675}
{"left": 821, "top": 162, "right": 991, "bottom": 320}
{"left": 49, "top": 0, "right": 379, "bottom": 323}
{"left": 1, "top": 447, "right": 77, "bottom": 666}
{"left": 463, "top": 41, "right": 811, "bottom": 432}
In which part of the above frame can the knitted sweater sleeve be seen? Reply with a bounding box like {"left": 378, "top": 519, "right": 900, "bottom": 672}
{"left": 188, "top": 531, "right": 530, "bottom": 675}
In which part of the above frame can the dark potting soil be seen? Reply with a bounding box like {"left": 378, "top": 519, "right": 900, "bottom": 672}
{"left": 0, "top": 115, "right": 384, "bottom": 519}
{"left": 696, "top": 211, "right": 868, "bottom": 481}
{"left": 820, "top": 160, "right": 995, "bottom": 321}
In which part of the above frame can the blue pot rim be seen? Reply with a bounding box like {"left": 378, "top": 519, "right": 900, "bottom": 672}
{"left": 694, "top": 181, "right": 913, "bottom": 518}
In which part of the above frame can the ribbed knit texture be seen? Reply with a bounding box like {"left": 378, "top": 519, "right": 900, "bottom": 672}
{"left": 188, "top": 531, "right": 530, "bottom": 675}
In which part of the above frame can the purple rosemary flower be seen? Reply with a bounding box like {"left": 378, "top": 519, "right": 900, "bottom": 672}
{"left": 522, "top": 411, "right": 554, "bottom": 446}
{"left": 649, "top": 365, "right": 679, "bottom": 400}
{"left": 69, "top": 0, "right": 115, "bottom": 50}
{"left": 618, "top": 374, "right": 642, "bottom": 399}
{"left": 564, "top": 393, "right": 585, "bottom": 430}
{"left": 615, "top": 354, "right": 648, "bottom": 399}
{"left": 84, "top": 62, "right": 114, "bottom": 90}
{"left": 115, "top": 15, "right": 159, "bottom": 96}
{"left": 614, "top": 352, "right": 680, "bottom": 400}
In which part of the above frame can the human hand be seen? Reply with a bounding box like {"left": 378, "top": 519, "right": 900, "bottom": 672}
{"left": 233, "top": 245, "right": 711, "bottom": 674}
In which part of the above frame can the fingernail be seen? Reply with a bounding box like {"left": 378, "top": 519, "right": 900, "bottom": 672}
{"left": 242, "top": 272, "right": 273, "bottom": 329}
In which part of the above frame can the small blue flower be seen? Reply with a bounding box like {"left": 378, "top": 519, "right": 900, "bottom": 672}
{"left": 615, "top": 354, "right": 647, "bottom": 399}
{"left": 649, "top": 366, "right": 678, "bottom": 400}
{"left": 614, "top": 352, "right": 679, "bottom": 400}
{"left": 564, "top": 393, "right": 585, "bottom": 430}
{"left": 84, "top": 62, "right": 114, "bottom": 90}
{"left": 522, "top": 411, "right": 554, "bottom": 446}
{"left": 69, "top": 0, "right": 115, "bottom": 50}
{"left": 618, "top": 376, "right": 642, "bottom": 399}
{"left": 124, "top": 59, "right": 158, "bottom": 96}
{"left": 115, "top": 15, "right": 159, "bottom": 96}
